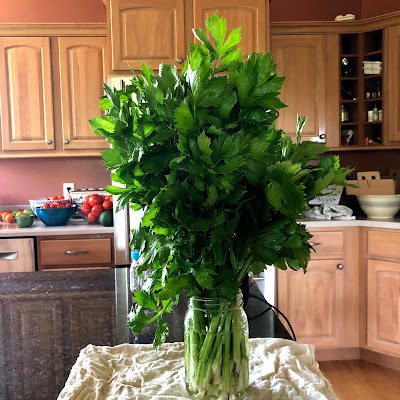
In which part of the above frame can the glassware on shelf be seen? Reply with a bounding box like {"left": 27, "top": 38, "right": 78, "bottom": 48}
{"left": 341, "top": 105, "right": 350, "bottom": 122}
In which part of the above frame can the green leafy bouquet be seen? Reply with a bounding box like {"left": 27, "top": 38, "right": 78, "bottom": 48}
{"left": 90, "top": 12, "right": 350, "bottom": 398}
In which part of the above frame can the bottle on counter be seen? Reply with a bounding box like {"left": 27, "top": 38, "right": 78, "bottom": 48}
{"left": 129, "top": 249, "right": 149, "bottom": 292}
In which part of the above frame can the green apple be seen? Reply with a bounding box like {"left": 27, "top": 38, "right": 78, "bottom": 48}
{"left": 23, "top": 209, "right": 35, "bottom": 216}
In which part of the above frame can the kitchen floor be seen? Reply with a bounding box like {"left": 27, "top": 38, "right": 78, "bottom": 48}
{"left": 319, "top": 360, "right": 400, "bottom": 399}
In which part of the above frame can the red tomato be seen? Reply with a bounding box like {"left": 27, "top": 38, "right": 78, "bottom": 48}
{"left": 54, "top": 200, "right": 62, "bottom": 207}
{"left": 46, "top": 197, "right": 51, "bottom": 200}
{"left": 84, "top": 195, "right": 91, "bottom": 204}
{"left": 105, "top": 195, "right": 113, "bottom": 202}
{"left": 59, "top": 196, "right": 65, "bottom": 200}
{"left": 51, "top": 196, "right": 58, "bottom": 200}
{"left": 49, "top": 203, "right": 57, "bottom": 208}
{"left": 87, "top": 212, "right": 98, "bottom": 223}
{"left": 102, "top": 200, "right": 113, "bottom": 211}
{"left": 91, "top": 204, "right": 104, "bottom": 217}
{"left": 80, "top": 204, "right": 92, "bottom": 216}
{"left": 88, "top": 194, "right": 104, "bottom": 207}
{"left": 65, "top": 203, "right": 72, "bottom": 208}
{"left": 42, "top": 203, "right": 51, "bottom": 209}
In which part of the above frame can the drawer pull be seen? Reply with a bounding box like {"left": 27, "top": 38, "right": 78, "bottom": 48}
{"left": 337, "top": 264, "right": 344, "bottom": 270}
{"left": 64, "top": 250, "right": 89, "bottom": 255}
{"left": 0, "top": 251, "right": 18, "bottom": 260}
{"left": 310, "top": 242, "right": 323, "bottom": 247}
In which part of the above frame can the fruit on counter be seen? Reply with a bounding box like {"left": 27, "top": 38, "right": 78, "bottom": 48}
{"left": 87, "top": 194, "right": 104, "bottom": 207}
{"left": 4, "top": 213, "right": 16, "bottom": 223}
{"left": 45, "top": 195, "right": 65, "bottom": 200}
{"left": 41, "top": 202, "right": 71, "bottom": 209}
{"left": 16, "top": 213, "right": 34, "bottom": 228}
{"left": 79, "top": 195, "right": 113, "bottom": 223}
{"left": 23, "top": 209, "right": 35, "bottom": 216}
{"left": 1, "top": 210, "right": 12, "bottom": 222}
{"left": 12, "top": 209, "right": 23, "bottom": 215}
{"left": 99, "top": 210, "right": 113, "bottom": 227}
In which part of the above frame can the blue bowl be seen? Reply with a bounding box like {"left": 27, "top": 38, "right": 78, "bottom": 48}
{"left": 29, "top": 198, "right": 70, "bottom": 216}
{"left": 35, "top": 207, "right": 73, "bottom": 226}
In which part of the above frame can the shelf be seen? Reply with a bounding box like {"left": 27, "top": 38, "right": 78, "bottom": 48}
{"left": 364, "top": 50, "right": 383, "bottom": 56}
{"left": 341, "top": 53, "right": 359, "bottom": 57}
{"left": 341, "top": 122, "right": 358, "bottom": 126}
{"left": 364, "top": 121, "right": 382, "bottom": 124}
{"left": 341, "top": 99, "right": 359, "bottom": 103}
{"left": 364, "top": 98, "right": 382, "bottom": 102}
{"left": 341, "top": 77, "right": 358, "bottom": 80}
{"left": 364, "top": 74, "right": 382, "bottom": 79}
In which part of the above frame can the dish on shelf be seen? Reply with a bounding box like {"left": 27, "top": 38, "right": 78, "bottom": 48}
{"left": 357, "top": 194, "right": 400, "bottom": 219}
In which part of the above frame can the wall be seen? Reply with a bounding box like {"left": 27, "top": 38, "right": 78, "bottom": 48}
{"left": 0, "top": 0, "right": 106, "bottom": 23}
{"left": 361, "top": 0, "right": 400, "bottom": 19}
{"left": 0, "top": 158, "right": 111, "bottom": 205}
{"left": 270, "top": 0, "right": 361, "bottom": 21}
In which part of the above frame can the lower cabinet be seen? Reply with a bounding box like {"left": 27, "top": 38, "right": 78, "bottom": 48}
{"left": 367, "top": 259, "right": 400, "bottom": 356}
{"left": 277, "top": 227, "right": 359, "bottom": 355}
{"left": 278, "top": 259, "right": 344, "bottom": 347}
{"left": 0, "top": 270, "right": 116, "bottom": 400}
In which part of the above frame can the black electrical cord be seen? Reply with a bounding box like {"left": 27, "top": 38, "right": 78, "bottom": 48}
{"left": 248, "top": 293, "right": 297, "bottom": 342}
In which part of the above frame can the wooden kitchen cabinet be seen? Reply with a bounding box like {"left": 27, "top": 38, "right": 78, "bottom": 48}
{"left": 192, "top": 0, "right": 268, "bottom": 56}
{"left": 108, "top": 0, "right": 269, "bottom": 72}
{"left": 0, "top": 37, "right": 55, "bottom": 151}
{"left": 367, "top": 259, "right": 400, "bottom": 356}
{"left": 58, "top": 37, "right": 108, "bottom": 150}
{"left": 109, "top": 0, "right": 186, "bottom": 71}
{"left": 385, "top": 25, "right": 400, "bottom": 143}
{"left": 277, "top": 228, "right": 359, "bottom": 357}
{"left": 270, "top": 34, "right": 339, "bottom": 146}
{"left": 36, "top": 234, "right": 115, "bottom": 271}
{"left": 0, "top": 238, "right": 35, "bottom": 273}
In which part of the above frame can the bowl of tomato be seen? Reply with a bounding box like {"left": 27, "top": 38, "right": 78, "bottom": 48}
{"left": 36, "top": 206, "right": 73, "bottom": 226}
{"left": 80, "top": 194, "right": 113, "bottom": 224}
{"left": 29, "top": 197, "right": 70, "bottom": 216}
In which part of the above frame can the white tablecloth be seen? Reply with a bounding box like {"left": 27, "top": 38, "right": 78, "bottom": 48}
{"left": 58, "top": 338, "right": 338, "bottom": 400}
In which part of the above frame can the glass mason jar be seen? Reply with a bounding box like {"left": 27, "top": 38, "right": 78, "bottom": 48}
{"left": 184, "top": 293, "right": 249, "bottom": 400}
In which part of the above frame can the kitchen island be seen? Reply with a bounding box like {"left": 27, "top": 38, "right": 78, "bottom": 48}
{"left": 0, "top": 271, "right": 289, "bottom": 400}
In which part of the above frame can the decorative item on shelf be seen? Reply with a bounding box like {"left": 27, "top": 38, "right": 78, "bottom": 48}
{"left": 363, "top": 61, "right": 382, "bottom": 75}
{"left": 341, "top": 87, "right": 357, "bottom": 100}
{"left": 90, "top": 13, "right": 351, "bottom": 400}
{"left": 341, "top": 57, "right": 356, "bottom": 77}
{"left": 341, "top": 129, "right": 354, "bottom": 145}
{"left": 376, "top": 79, "right": 382, "bottom": 98}
{"left": 378, "top": 109, "right": 383, "bottom": 121}
{"left": 372, "top": 105, "right": 379, "bottom": 122}
{"left": 341, "top": 104, "right": 350, "bottom": 122}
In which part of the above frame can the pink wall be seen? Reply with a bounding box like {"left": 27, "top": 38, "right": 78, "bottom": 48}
{"left": 0, "top": 158, "right": 111, "bottom": 205}
{"left": 361, "top": 0, "right": 400, "bottom": 19}
{"left": 270, "top": 0, "right": 361, "bottom": 21}
{"left": 0, "top": 0, "right": 106, "bottom": 23}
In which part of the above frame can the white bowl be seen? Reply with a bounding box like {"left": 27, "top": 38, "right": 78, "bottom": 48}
{"left": 357, "top": 194, "right": 400, "bottom": 219}
{"left": 29, "top": 198, "right": 70, "bottom": 216}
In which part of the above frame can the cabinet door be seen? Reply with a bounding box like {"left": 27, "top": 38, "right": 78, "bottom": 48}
{"left": 193, "top": 0, "right": 268, "bottom": 56}
{"left": 367, "top": 259, "right": 400, "bottom": 355}
{"left": 271, "top": 35, "right": 338, "bottom": 144}
{"left": 385, "top": 26, "right": 400, "bottom": 142}
{"left": 109, "top": 0, "right": 186, "bottom": 71}
{"left": 0, "top": 37, "right": 55, "bottom": 151}
{"left": 278, "top": 260, "right": 344, "bottom": 347}
{"left": 58, "top": 37, "right": 109, "bottom": 150}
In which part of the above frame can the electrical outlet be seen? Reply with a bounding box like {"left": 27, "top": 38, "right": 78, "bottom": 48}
{"left": 63, "top": 183, "right": 75, "bottom": 198}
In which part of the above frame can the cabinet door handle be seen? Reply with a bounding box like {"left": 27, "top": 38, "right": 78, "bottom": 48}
{"left": 309, "top": 242, "right": 323, "bottom": 246}
{"left": 46, "top": 139, "right": 52, "bottom": 145}
{"left": 177, "top": 57, "right": 184, "bottom": 64}
{"left": 64, "top": 250, "right": 89, "bottom": 255}
{"left": 337, "top": 264, "right": 344, "bottom": 270}
{"left": 0, "top": 251, "right": 18, "bottom": 260}
{"left": 319, "top": 133, "right": 326, "bottom": 140}
{"left": 64, "top": 139, "right": 69, "bottom": 144}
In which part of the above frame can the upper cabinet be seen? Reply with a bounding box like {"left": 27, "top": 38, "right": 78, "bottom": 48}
{"left": 385, "top": 25, "right": 400, "bottom": 143}
{"left": 192, "top": 0, "right": 268, "bottom": 56}
{"left": 0, "top": 27, "right": 109, "bottom": 158}
{"left": 109, "top": 0, "right": 186, "bottom": 71}
{"left": 0, "top": 37, "right": 55, "bottom": 151}
{"left": 108, "top": 0, "right": 269, "bottom": 72}
{"left": 58, "top": 37, "right": 108, "bottom": 150}
{"left": 270, "top": 34, "right": 339, "bottom": 147}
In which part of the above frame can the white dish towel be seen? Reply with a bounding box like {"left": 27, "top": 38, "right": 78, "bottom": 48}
{"left": 58, "top": 338, "right": 338, "bottom": 400}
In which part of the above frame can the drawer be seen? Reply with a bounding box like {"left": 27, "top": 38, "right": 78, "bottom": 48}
{"left": 39, "top": 238, "right": 112, "bottom": 268}
{"left": 309, "top": 231, "right": 344, "bottom": 259}
{"left": 0, "top": 238, "right": 35, "bottom": 273}
{"left": 368, "top": 230, "right": 400, "bottom": 259}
